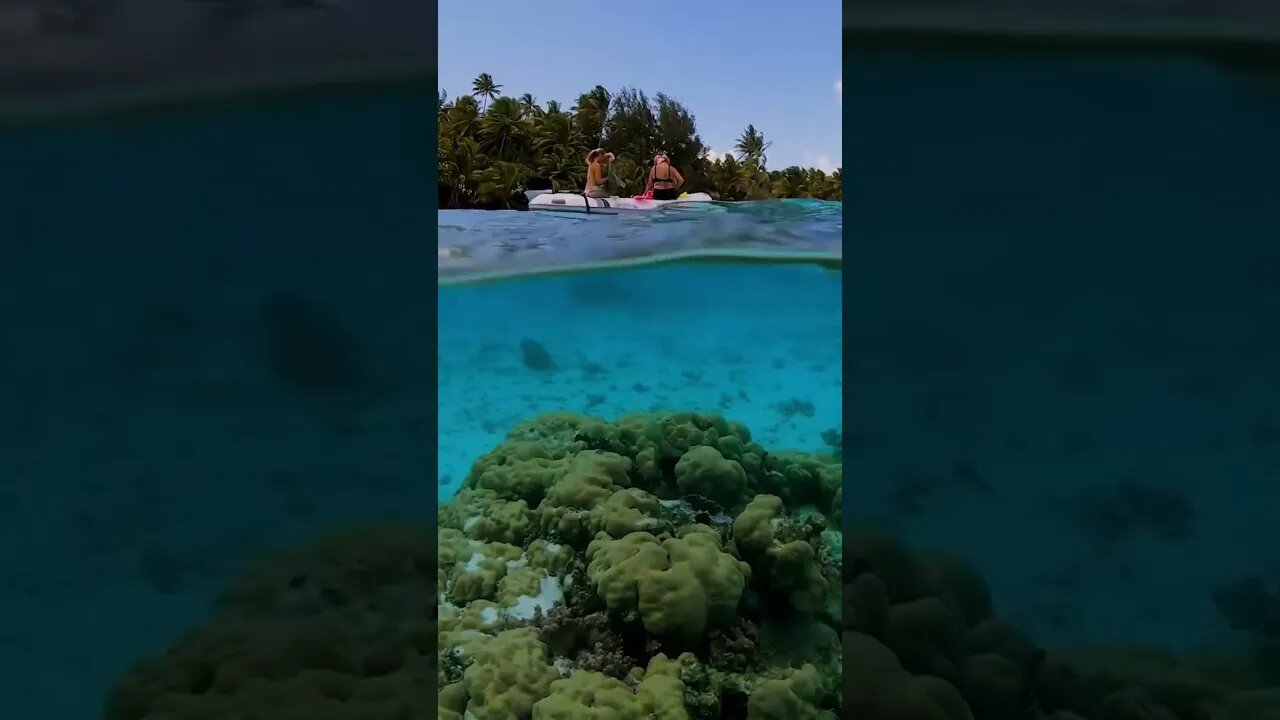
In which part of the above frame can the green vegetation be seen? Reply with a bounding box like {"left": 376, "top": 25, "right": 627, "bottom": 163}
{"left": 439, "top": 74, "right": 843, "bottom": 209}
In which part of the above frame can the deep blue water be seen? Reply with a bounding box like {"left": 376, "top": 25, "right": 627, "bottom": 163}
{"left": 847, "top": 49, "right": 1280, "bottom": 655}
{"left": 0, "top": 86, "right": 433, "bottom": 719}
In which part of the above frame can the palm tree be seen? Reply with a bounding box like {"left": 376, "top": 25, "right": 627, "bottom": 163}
{"left": 573, "top": 86, "right": 611, "bottom": 147}
{"left": 533, "top": 112, "right": 582, "bottom": 157}
{"left": 734, "top": 125, "right": 772, "bottom": 170}
{"left": 517, "top": 94, "right": 541, "bottom": 119}
{"left": 740, "top": 158, "right": 772, "bottom": 199}
{"left": 471, "top": 73, "right": 503, "bottom": 112}
{"left": 446, "top": 95, "right": 481, "bottom": 139}
{"left": 472, "top": 161, "right": 527, "bottom": 208}
{"left": 480, "top": 97, "right": 528, "bottom": 161}
{"left": 437, "top": 80, "right": 841, "bottom": 207}
{"left": 535, "top": 151, "right": 582, "bottom": 191}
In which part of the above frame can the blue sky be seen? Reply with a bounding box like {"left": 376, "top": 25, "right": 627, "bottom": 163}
{"left": 438, "top": 1, "right": 841, "bottom": 171}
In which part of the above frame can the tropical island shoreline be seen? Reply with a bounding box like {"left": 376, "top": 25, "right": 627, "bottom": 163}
{"left": 438, "top": 74, "right": 843, "bottom": 210}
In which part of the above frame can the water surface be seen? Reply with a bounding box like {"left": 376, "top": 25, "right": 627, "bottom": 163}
{"left": 438, "top": 198, "right": 842, "bottom": 285}
{"left": 437, "top": 200, "right": 844, "bottom": 498}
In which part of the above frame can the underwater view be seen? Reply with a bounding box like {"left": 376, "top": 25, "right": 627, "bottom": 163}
{"left": 4, "top": 28, "right": 1278, "bottom": 720}
{"left": 843, "top": 49, "right": 1280, "bottom": 719}
{"left": 0, "top": 85, "right": 435, "bottom": 720}
{"left": 436, "top": 202, "right": 844, "bottom": 717}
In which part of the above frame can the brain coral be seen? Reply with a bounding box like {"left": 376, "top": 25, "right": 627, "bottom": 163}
{"left": 439, "top": 411, "right": 842, "bottom": 718}
{"left": 586, "top": 527, "right": 750, "bottom": 639}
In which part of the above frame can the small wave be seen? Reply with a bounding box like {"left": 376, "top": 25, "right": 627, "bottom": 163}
{"left": 437, "top": 199, "right": 842, "bottom": 285}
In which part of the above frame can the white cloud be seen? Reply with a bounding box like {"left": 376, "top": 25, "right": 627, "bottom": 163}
{"left": 804, "top": 150, "right": 836, "bottom": 172}
{"left": 834, "top": 78, "right": 842, "bottom": 101}
{"left": 704, "top": 148, "right": 720, "bottom": 161}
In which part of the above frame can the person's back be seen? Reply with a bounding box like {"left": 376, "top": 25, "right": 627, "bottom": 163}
{"left": 647, "top": 154, "right": 683, "bottom": 200}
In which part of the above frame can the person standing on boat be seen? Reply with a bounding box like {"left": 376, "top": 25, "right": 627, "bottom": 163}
{"left": 584, "top": 148, "right": 614, "bottom": 198}
{"left": 646, "top": 153, "right": 684, "bottom": 200}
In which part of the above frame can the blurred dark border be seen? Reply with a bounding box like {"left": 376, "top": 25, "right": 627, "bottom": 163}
{"left": 843, "top": 1, "right": 1280, "bottom": 73}
{"left": 842, "top": 2, "right": 1280, "bottom": 717}
{"left": 0, "top": 0, "right": 434, "bottom": 122}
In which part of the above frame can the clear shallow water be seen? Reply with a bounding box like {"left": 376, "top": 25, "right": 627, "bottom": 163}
{"left": 437, "top": 202, "right": 844, "bottom": 500}
{"left": 848, "top": 50, "right": 1280, "bottom": 660}
{"left": 435, "top": 206, "right": 844, "bottom": 717}
{"left": 0, "top": 87, "right": 431, "bottom": 720}
{"left": 438, "top": 198, "right": 842, "bottom": 285}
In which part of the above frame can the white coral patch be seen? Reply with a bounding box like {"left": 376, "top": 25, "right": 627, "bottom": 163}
{"left": 504, "top": 575, "right": 564, "bottom": 621}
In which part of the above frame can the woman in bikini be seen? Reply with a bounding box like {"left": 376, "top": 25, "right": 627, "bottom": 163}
{"left": 584, "top": 148, "right": 614, "bottom": 198}
{"left": 646, "top": 153, "right": 684, "bottom": 200}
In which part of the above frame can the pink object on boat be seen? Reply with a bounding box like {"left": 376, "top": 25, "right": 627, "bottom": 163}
{"left": 632, "top": 190, "right": 654, "bottom": 201}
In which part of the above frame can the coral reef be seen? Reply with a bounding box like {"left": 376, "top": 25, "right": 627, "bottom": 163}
{"left": 100, "top": 410, "right": 841, "bottom": 719}
{"left": 519, "top": 338, "right": 556, "bottom": 372}
{"left": 843, "top": 527, "right": 1280, "bottom": 720}
{"left": 103, "top": 525, "right": 438, "bottom": 719}
{"left": 104, "top": 406, "right": 1280, "bottom": 719}
{"left": 439, "top": 411, "right": 842, "bottom": 719}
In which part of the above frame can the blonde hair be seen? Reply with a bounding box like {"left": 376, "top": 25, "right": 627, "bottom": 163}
{"left": 654, "top": 154, "right": 669, "bottom": 165}
{"left": 587, "top": 148, "right": 605, "bottom": 163}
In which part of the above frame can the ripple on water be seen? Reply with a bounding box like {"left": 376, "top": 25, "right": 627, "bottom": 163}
{"left": 437, "top": 199, "right": 843, "bottom": 285}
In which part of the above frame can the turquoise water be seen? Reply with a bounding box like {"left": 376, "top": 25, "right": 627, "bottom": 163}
{"left": 10, "top": 45, "right": 1278, "bottom": 719}
{"left": 0, "top": 80, "right": 840, "bottom": 715}
{"left": 847, "top": 49, "right": 1280, "bottom": 667}
{"left": 437, "top": 202, "right": 844, "bottom": 503}
{"left": 435, "top": 201, "right": 844, "bottom": 717}
{"left": 0, "top": 87, "right": 432, "bottom": 720}
{"left": 439, "top": 199, "right": 842, "bottom": 284}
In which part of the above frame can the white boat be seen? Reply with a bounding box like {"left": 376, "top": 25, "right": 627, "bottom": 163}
{"left": 526, "top": 190, "right": 714, "bottom": 214}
